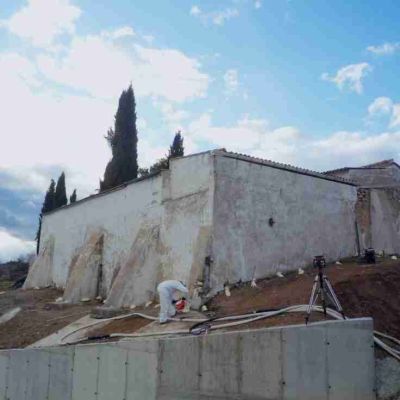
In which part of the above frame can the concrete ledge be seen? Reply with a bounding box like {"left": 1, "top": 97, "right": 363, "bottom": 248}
{"left": 0, "top": 318, "right": 375, "bottom": 400}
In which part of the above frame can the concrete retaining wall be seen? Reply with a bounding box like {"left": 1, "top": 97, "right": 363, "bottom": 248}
{"left": 0, "top": 318, "right": 375, "bottom": 400}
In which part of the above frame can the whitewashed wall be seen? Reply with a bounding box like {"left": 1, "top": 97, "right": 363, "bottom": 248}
{"left": 159, "top": 152, "right": 214, "bottom": 287}
{"left": 37, "top": 150, "right": 361, "bottom": 304}
{"left": 39, "top": 151, "right": 214, "bottom": 302}
{"left": 41, "top": 175, "right": 164, "bottom": 291}
{"left": 211, "top": 155, "right": 358, "bottom": 293}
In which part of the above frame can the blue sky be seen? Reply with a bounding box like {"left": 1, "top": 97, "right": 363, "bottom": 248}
{"left": 1, "top": 0, "right": 400, "bottom": 260}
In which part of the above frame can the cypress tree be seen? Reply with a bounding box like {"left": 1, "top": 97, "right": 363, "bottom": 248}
{"left": 55, "top": 172, "right": 67, "bottom": 208}
{"left": 35, "top": 179, "right": 56, "bottom": 254}
{"left": 43, "top": 179, "right": 56, "bottom": 213}
{"left": 100, "top": 85, "right": 138, "bottom": 191}
{"left": 140, "top": 132, "right": 185, "bottom": 176}
{"left": 70, "top": 189, "right": 77, "bottom": 203}
{"left": 169, "top": 131, "right": 184, "bottom": 158}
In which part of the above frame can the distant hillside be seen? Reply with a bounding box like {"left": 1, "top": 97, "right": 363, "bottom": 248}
{"left": 0, "top": 260, "right": 29, "bottom": 282}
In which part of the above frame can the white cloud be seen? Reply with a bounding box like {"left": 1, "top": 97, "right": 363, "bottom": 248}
{"left": 188, "top": 114, "right": 298, "bottom": 155}
{"left": 367, "top": 42, "right": 400, "bottom": 55}
{"left": 0, "top": 52, "right": 113, "bottom": 195}
{"left": 0, "top": 47, "right": 203, "bottom": 200}
{"left": 189, "top": 113, "right": 252, "bottom": 148}
{"left": 390, "top": 104, "right": 400, "bottom": 128}
{"left": 1, "top": 0, "right": 81, "bottom": 48}
{"left": 102, "top": 26, "right": 135, "bottom": 40}
{"left": 37, "top": 35, "right": 209, "bottom": 102}
{"left": 137, "top": 118, "right": 147, "bottom": 130}
{"left": 213, "top": 9, "right": 239, "bottom": 25}
{"left": 186, "top": 111, "right": 400, "bottom": 171}
{"left": 0, "top": 229, "right": 35, "bottom": 262}
{"left": 322, "top": 63, "right": 372, "bottom": 94}
{"left": 254, "top": 1, "right": 262, "bottom": 9}
{"left": 190, "top": 6, "right": 239, "bottom": 26}
{"left": 368, "top": 97, "right": 393, "bottom": 116}
{"left": 157, "top": 102, "right": 190, "bottom": 131}
{"left": 367, "top": 97, "right": 400, "bottom": 129}
{"left": 133, "top": 45, "right": 209, "bottom": 102}
{"left": 223, "top": 69, "right": 239, "bottom": 94}
{"left": 0, "top": 3, "right": 210, "bottom": 211}
{"left": 309, "top": 130, "right": 400, "bottom": 167}
{"left": 142, "top": 34, "right": 154, "bottom": 44}
{"left": 190, "top": 5, "right": 201, "bottom": 16}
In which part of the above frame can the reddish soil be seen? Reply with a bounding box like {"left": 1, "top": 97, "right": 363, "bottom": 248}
{"left": 208, "top": 258, "right": 400, "bottom": 337}
{"left": 88, "top": 310, "right": 154, "bottom": 337}
{"left": 0, "top": 287, "right": 98, "bottom": 349}
{"left": 0, "top": 258, "right": 399, "bottom": 349}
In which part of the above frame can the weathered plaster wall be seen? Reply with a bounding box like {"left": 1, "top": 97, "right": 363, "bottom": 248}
{"left": 105, "top": 153, "right": 215, "bottom": 307}
{"left": 211, "top": 155, "right": 357, "bottom": 290}
{"left": 158, "top": 153, "right": 214, "bottom": 289}
{"left": 370, "top": 188, "right": 400, "bottom": 254}
{"left": 331, "top": 165, "right": 400, "bottom": 187}
{"left": 37, "top": 152, "right": 214, "bottom": 304}
{"left": 40, "top": 174, "right": 164, "bottom": 293}
{"left": 33, "top": 151, "right": 378, "bottom": 305}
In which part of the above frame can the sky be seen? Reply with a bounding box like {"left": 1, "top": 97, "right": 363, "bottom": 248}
{"left": 1, "top": 0, "right": 400, "bottom": 261}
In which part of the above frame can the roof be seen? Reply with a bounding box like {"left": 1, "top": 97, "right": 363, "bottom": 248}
{"left": 325, "top": 159, "right": 400, "bottom": 175}
{"left": 213, "top": 150, "right": 356, "bottom": 186}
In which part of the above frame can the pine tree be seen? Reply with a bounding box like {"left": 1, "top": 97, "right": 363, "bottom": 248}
{"left": 55, "top": 172, "right": 67, "bottom": 208}
{"left": 70, "top": 189, "right": 77, "bottom": 203}
{"left": 100, "top": 85, "right": 138, "bottom": 191}
{"left": 36, "top": 179, "right": 56, "bottom": 254}
{"left": 169, "top": 131, "right": 184, "bottom": 158}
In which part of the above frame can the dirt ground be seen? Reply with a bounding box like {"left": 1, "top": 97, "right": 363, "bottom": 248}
{"left": 208, "top": 257, "right": 400, "bottom": 338}
{"left": 0, "top": 287, "right": 98, "bottom": 349}
{"left": 88, "top": 308, "right": 156, "bottom": 338}
{"left": 0, "top": 257, "right": 399, "bottom": 348}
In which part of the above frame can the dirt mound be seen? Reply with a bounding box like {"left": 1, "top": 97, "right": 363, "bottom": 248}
{"left": 335, "top": 269, "right": 400, "bottom": 337}
{"left": 208, "top": 258, "right": 400, "bottom": 337}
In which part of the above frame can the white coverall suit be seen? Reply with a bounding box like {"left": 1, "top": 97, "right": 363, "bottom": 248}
{"left": 157, "top": 280, "right": 189, "bottom": 323}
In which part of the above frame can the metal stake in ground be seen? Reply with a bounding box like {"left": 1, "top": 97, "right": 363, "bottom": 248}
{"left": 305, "top": 255, "right": 346, "bottom": 324}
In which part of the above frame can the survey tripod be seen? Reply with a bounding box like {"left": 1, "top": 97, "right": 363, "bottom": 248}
{"left": 305, "top": 255, "right": 345, "bottom": 324}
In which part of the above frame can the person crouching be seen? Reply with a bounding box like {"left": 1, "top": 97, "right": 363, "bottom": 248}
{"left": 157, "top": 280, "right": 189, "bottom": 324}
